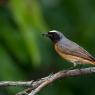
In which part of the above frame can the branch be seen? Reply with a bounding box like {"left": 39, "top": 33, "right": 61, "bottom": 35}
{"left": 0, "top": 81, "right": 33, "bottom": 87}
{"left": 0, "top": 67, "right": 95, "bottom": 95}
{"left": 28, "top": 67, "right": 95, "bottom": 95}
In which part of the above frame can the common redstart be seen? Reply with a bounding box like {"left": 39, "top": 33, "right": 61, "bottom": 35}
{"left": 42, "top": 30, "right": 95, "bottom": 67}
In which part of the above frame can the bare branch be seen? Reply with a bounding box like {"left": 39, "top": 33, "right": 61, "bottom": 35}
{"left": 0, "top": 67, "right": 95, "bottom": 95}
{"left": 0, "top": 81, "right": 33, "bottom": 87}
{"left": 28, "top": 67, "right": 95, "bottom": 95}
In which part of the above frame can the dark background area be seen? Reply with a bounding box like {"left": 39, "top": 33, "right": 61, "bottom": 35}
{"left": 0, "top": 0, "right": 95, "bottom": 95}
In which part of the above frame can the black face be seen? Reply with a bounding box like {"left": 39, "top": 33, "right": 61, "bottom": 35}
{"left": 47, "top": 32, "right": 61, "bottom": 43}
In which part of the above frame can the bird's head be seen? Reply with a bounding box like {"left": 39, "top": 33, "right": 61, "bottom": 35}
{"left": 42, "top": 30, "right": 63, "bottom": 43}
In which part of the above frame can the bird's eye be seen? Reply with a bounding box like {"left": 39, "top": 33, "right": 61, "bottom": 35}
{"left": 53, "top": 32, "right": 57, "bottom": 37}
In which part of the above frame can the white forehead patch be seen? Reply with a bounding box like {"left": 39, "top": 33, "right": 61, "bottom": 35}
{"left": 49, "top": 30, "right": 58, "bottom": 33}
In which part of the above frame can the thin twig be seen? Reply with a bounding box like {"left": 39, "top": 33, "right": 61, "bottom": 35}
{"left": 0, "top": 81, "right": 33, "bottom": 87}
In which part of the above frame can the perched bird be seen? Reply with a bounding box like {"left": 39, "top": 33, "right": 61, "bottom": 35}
{"left": 42, "top": 30, "right": 95, "bottom": 67}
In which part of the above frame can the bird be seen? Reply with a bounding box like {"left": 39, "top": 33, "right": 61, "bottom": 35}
{"left": 42, "top": 30, "right": 95, "bottom": 68}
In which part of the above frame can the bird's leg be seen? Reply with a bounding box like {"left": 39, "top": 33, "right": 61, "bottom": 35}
{"left": 64, "top": 62, "right": 83, "bottom": 73}
{"left": 66, "top": 62, "right": 77, "bottom": 70}
{"left": 63, "top": 63, "right": 77, "bottom": 73}
{"left": 73, "top": 62, "right": 77, "bottom": 69}
{"left": 64, "top": 63, "right": 77, "bottom": 73}
{"left": 72, "top": 62, "right": 84, "bottom": 73}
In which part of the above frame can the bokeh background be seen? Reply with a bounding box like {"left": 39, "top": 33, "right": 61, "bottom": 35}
{"left": 0, "top": 0, "right": 95, "bottom": 95}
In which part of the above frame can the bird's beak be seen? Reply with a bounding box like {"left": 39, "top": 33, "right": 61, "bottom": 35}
{"left": 42, "top": 33, "right": 49, "bottom": 37}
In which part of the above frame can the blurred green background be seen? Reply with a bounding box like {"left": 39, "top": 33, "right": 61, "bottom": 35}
{"left": 0, "top": 0, "right": 95, "bottom": 95}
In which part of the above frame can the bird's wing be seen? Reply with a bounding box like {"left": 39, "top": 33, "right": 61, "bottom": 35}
{"left": 56, "top": 41, "right": 95, "bottom": 62}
